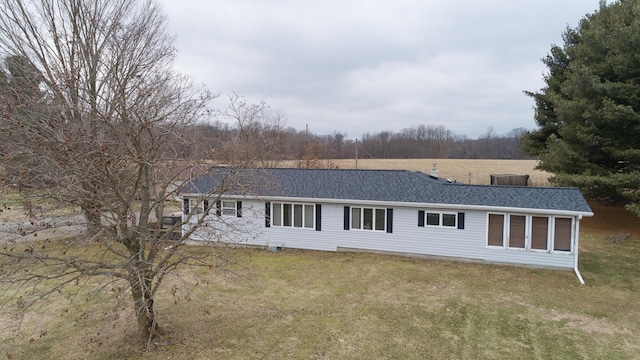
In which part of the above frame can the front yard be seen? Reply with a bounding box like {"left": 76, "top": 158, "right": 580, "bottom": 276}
{"left": 2, "top": 223, "right": 639, "bottom": 359}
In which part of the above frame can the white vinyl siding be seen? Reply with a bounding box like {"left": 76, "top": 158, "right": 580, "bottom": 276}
{"left": 184, "top": 198, "right": 580, "bottom": 270}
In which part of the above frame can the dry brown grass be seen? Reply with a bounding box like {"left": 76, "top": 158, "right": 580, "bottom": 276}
{"left": 3, "top": 233, "right": 640, "bottom": 359}
{"left": 278, "top": 159, "right": 551, "bottom": 186}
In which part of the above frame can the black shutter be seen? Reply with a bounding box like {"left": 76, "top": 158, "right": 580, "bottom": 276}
{"left": 216, "top": 201, "right": 221, "bottom": 216}
{"left": 386, "top": 208, "right": 393, "bottom": 233}
{"left": 265, "top": 202, "right": 271, "bottom": 227}
{"left": 343, "top": 206, "right": 350, "bottom": 230}
{"left": 237, "top": 201, "right": 243, "bottom": 218}
{"left": 418, "top": 210, "right": 425, "bottom": 227}
{"left": 458, "top": 212, "right": 465, "bottom": 229}
{"left": 315, "top": 204, "right": 322, "bottom": 231}
{"left": 183, "top": 198, "right": 190, "bottom": 214}
{"left": 203, "top": 199, "right": 209, "bottom": 212}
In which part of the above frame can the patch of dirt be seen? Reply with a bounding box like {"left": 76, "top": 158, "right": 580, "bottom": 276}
{"left": 543, "top": 310, "right": 632, "bottom": 336}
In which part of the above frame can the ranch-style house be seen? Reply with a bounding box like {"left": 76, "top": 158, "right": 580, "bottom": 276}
{"left": 179, "top": 166, "right": 594, "bottom": 283}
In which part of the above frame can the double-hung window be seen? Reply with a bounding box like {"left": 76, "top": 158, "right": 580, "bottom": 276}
{"left": 210, "top": 200, "right": 242, "bottom": 217}
{"left": 183, "top": 198, "right": 204, "bottom": 214}
{"left": 221, "top": 200, "right": 237, "bottom": 216}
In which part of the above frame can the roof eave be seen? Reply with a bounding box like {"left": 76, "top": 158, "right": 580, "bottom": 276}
{"left": 180, "top": 194, "right": 594, "bottom": 217}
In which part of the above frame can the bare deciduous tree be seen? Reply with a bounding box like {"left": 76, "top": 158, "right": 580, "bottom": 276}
{"left": 218, "top": 92, "right": 286, "bottom": 167}
{"left": 0, "top": 0, "right": 245, "bottom": 347}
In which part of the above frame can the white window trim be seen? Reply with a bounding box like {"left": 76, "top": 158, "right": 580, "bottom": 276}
{"left": 550, "top": 216, "right": 574, "bottom": 254}
{"left": 221, "top": 200, "right": 237, "bottom": 217}
{"left": 486, "top": 212, "right": 507, "bottom": 249}
{"left": 486, "top": 213, "right": 574, "bottom": 254}
{"left": 530, "top": 215, "right": 551, "bottom": 253}
{"left": 271, "top": 202, "right": 315, "bottom": 229}
{"left": 425, "top": 211, "right": 458, "bottom": 228}
{"left": 188, "top": 198, "right": 204, "bottom": 214}
{"left": 507, "top": 214, "right": 527, "bottom": 251}
{"left": 350, "top": 207, "right": 386, "bottom": 232}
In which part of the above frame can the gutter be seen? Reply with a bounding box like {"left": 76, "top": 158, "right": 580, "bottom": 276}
{"left": 574, "top": 214, "right": 585, "bottom": 285}
{"left": 180, "top": 194, "right": 594, "bottom": 218}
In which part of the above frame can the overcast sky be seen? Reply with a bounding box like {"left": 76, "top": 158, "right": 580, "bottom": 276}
{"left": 163, "top": 0, "right": 600, "bottom": 139}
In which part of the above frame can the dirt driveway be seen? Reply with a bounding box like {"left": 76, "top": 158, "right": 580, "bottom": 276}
{"left": 0, "top": 213, "right": 85, "bottom": 244}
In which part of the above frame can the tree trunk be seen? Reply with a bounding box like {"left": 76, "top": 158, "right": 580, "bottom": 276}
{"left": 80, "top": 182, "right": 102, "bottom": 236}
{"left": 128, "top": 264, "right": 158, "bottom": 344}
{"left": 83, "top": 205, "right": 102, "bottom": 236}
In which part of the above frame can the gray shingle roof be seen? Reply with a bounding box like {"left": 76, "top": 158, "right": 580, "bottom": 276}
{"left": 180, "top": 167, "right": 593, "bottom": 214}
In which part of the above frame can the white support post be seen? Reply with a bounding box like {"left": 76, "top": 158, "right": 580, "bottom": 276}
{"left": 574, "top": 215, "right": 585, "bottom": 285}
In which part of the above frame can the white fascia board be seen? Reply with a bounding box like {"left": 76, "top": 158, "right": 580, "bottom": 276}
{"left": 463, "top": 205, "right": 594, "bottom": 218}
{"left": 180, "top": 192, "right": 226, "bottom": 198}
{"left": 221, "top": 195, "right": 594, "bottom": 218}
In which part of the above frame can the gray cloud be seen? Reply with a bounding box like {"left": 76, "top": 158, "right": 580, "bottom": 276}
{"left": 164, "top": 0, "right": 600, "bottom": 138}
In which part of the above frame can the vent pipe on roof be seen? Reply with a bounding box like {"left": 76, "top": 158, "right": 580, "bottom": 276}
{"left": 428, "top": 163, "right": 438, "bottom": 178}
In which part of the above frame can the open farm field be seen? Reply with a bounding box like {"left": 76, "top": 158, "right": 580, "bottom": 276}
{"left": 279, "top": 159, "right": 551, "bottom": 186}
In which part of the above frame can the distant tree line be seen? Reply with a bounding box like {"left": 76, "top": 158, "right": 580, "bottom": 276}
{"left": 179, "top": 120, "right": 533, "bottom": 162}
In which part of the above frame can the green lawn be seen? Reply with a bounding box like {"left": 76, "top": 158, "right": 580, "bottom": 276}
{"left": 2, "top": 230, "right": 640, "bottom": 359}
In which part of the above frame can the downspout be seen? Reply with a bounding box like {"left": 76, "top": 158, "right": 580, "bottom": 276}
{"left": 574, "top": 214, "right": 585, "bottom": 285}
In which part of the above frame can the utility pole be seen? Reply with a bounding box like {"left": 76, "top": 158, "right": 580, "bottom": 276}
{"left": 355, "top": 138, "right": 358, "bottom": 169}
{"left": 305, "top": 123, "right": 309, "bottom": 168}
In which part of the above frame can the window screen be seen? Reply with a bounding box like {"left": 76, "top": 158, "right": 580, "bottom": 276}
{"left": 283, "top": 204, "right": 292, "bottom": 227}
{"left": 554, "top": 218, "right": 572, "bottom": 251}
{"left": 304, "top": 205, "right": 314, "bottom": 228}
{"left": 488, "top": 214, "right": 504, "bottom": 247}
{"left": 351, "top": 207, "right": 361, "bottom": 229}
{"left": 509, "top": 215, "right": 526, "bottom": 248}
{"left": 375, "top": 208, "right": 386, "bottom": 231}
{"left": 531, "top": 216, "right": 549, "bottom": 250}
{"left": 363, "top": 208, "right": 373, "bottom": 230}
{"left": 273, "top": 203, "right": 281, "bottom": 226}
{"left": 293, "top": 204, "right": 303, "bottom": 227}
